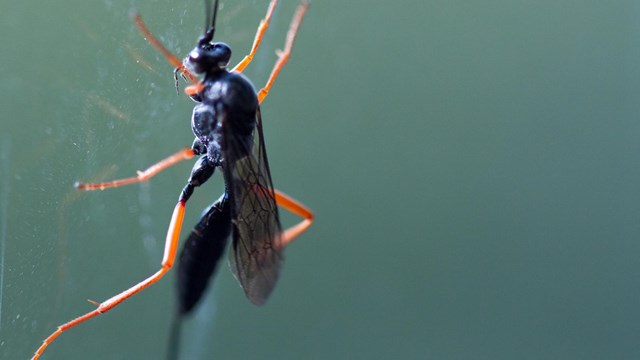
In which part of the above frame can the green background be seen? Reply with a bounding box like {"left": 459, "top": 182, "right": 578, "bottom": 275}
{"left": 2, "top": 0, "right": 640, "bottom": 359}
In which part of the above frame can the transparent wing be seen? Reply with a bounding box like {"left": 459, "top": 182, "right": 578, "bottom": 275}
{"left": 223, "top": 107, "right": 283, "bottom": 305}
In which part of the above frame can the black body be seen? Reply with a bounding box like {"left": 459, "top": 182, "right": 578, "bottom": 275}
{"left": 175, "top": 46, "right": 283, "bottom": 315}
{"left": 176, "top": 193, "right": 230, "bottom": 315}
{"left": 166, "top": 4, "right": 288, "bottom": 359}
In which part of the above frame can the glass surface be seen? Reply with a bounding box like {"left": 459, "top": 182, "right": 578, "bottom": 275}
{"left": 2, "top": 0, "right": 640, "bottom": 359}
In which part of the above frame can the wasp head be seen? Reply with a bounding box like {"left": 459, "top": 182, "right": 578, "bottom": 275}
{"left": 185, "top": 39, "right": 231, "bottom": 75}
{"left": 184, "top": 0, "right": 230, "bottom": 75}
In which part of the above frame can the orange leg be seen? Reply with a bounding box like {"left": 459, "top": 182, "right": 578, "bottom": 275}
{"left": 185, "top": 82, "right": 206, "bottom": 97}
{"left": 32, "top": 201, "right": 187, "bottom": 360}
{"left": 132, "top": 11, "right": 206, "bottom": 97}
{"left": 258, "top": 1, "right": 309, "bottom": 103}
{"left": 75, "top": 148, "right": 195, "bottom": 191}
{"left": 132, "top": 11, "right": 199, "bottom": 85}
{"left": 231, "top": 0, "right": 279, "bottom": 74}
{"left": 274, "top": 189, "right": 314, "bottom": 248}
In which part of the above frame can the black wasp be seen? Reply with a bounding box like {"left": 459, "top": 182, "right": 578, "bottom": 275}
{"left": 34, "top": 0, "right": 312, "bottom": 358}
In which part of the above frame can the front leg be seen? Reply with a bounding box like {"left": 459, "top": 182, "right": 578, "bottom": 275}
{"left": 231, "top": 0, "right": 279, "bottom": 73}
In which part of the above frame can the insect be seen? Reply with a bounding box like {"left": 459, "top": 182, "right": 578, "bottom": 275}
{"left": 33, "top": 0, "right": 312, "bottom": 358}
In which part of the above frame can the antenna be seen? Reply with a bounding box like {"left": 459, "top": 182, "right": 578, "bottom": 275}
{"left": 200, "top": 0, "right": 220, "bottom": 45}
{"left": 203, "top": 0, "right": 212, "bottom": 37}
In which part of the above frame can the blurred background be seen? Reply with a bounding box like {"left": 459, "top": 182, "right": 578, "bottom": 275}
{"left": 2, "top": 0, "right": 640, "bottom": 359}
